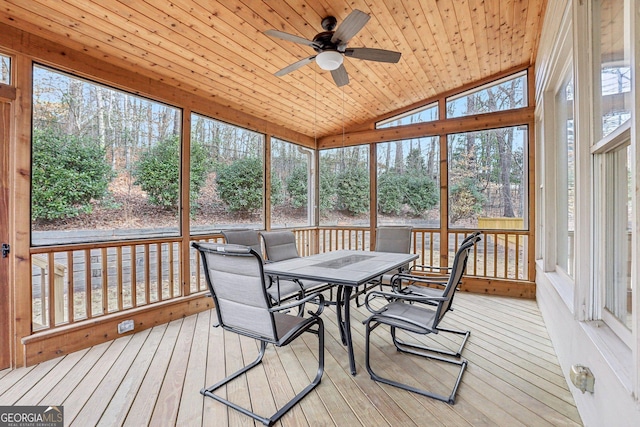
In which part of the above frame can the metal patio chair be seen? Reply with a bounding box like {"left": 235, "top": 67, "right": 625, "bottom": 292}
{"left": 192, "top": 242, "right": 325, "bottom": 426}
{"left": 222, "top": 228, "right": 305, "bottom": 306}
{"left": 362, "top": 237, "right": 477, "bottom": 404}
{"left": 351, "top": 225, "right": 412, "bottom": 306}
{"left": 260, "top": 230, "right": 334, "bottom": 297}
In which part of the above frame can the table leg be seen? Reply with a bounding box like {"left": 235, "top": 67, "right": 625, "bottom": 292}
{"left": 336, "top": 285, "right": 357, "bottom": 375}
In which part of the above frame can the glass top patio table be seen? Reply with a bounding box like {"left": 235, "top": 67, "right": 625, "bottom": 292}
{"left": 262, "top": 250, "right": 418, "bottom": 287}
{"left": 263, "top": 250, "right": 418, "bottom": 375}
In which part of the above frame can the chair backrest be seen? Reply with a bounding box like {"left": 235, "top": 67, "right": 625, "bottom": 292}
{"left": 375, "top": 226, "right": 412, "bottom": 254}
{"left": 433, "top": 236, "right": 480, "bottom": 326}
{"left": 222, "top": 228, "right": 263, "bottom": 257}
{"left": 192, "top": 242, "right": 278, "bottom": 341}
{"left": 261, "top": 230, "right": 300, "bottom": 262}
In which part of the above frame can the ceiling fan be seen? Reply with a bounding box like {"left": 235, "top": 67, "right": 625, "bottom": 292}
{"left": 264, "top": 9, "right": 401, "bottom": 87}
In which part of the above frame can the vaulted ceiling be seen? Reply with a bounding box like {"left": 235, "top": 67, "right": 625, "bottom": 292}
{"left": 0, "top": 0, "right": 547, "bottom": 138}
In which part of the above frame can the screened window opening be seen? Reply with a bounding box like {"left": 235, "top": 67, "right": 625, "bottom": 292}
{"left": 377, "top": 137, "right": 440, "bottom": 227}
{"left": 376, "top": 103, "right": 438, "bottom": 129}
{"left": 448, "top": 126, "right": 527, "bottom": 229}
{"left": 446, "top": 71, "right": 527, "bottom": 119}
{"left": 271, "top": 138, "right": 314, "bottom": 228}
{"left": 190, "top": 113, "right": 265, "bottom": 234}
{"left": 319, "top": 146, "right": 369, "bottom": 227}
{"left": 0, "top": 53, "right": 10, "bottom": 84}
{"left": 31, "top": 65, "right": 182, "bottom": 245}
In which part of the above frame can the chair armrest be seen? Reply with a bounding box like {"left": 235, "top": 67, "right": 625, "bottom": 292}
{"left": 363, "top": 290, "right": 446, "bottom": 314}
{"left": 390, "top": 272, "right": 448, "bottom": 292}
{"left": 270, "top": 292, "right": 325, "bottom": 316}
{"left": 410, "top": 264, "right": 452, "bottom": 272}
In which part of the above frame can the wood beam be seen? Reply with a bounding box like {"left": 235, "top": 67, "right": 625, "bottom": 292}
{"left": 318, "top": 107, "right": 535, "bottom": 148}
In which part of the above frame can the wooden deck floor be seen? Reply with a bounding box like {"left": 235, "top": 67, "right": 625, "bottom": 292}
{"left": 0, "top": 293, "right": 582, "bottom": 426}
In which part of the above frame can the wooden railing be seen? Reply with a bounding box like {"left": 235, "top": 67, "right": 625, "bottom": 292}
{"left": 300, "top": 227, "right": 531, "bottom": 281}
{"left": 30, "top": 238, "right": 184, "bottom": 330}
{"left": 30, "top": 227, "right": 531, "bottom": 332}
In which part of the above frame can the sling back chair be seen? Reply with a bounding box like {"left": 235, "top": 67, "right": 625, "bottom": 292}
{"left": 362, "top": 238, "right": 477, "bottom": 404}
{"left": 399, "top": 231, "right": 481, "bottom": 285}
{"left": 192, "top": 242, "right": 325, "bottom": 426}
{"left": 391, "top": 233, "right": 482, "bottom": 319}
{"left": 351, "top": 226, "right": 412, "bottom": 306}
{"left": 260, "top": 230, "right": 334, "bottom": 297}
{"left": 222, "top": 228, "right": 304, "bottom": 306}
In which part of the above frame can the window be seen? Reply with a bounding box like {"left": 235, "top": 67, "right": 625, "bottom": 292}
{"left": 593, "top": 0, "right": 631, "bottom": 139}
{"left": 319, "top": 146, "right": 369, "bottom": 226}
{"left": 271, "top": 138, "right": 314, "bottom": 228}
{"left": 0, "top": 54, "right": 10, "bottom": 84}
{"left": 190, "top": 113, "right": 264, "bottom": 233}
{"left": 446, "top": 71, "right": 527, "bottom": 119}
{"left": 602, "top": 144, "right": 632, "bottom": 331}
{"left": 376, "top": 103, "right": 438, "bottom": 128}
{"left": 556, "top": 74, "right": 575, "bottom": 277}
{"left": 448, "top": 126, "right": 527, "bottom": 229}
{"left": 31, "top": 65, "right": 182, "bottom": 245}
{"left": 591, "top": 0, "right": 633, "bottom": 343}
{"left": 377, "top": 137, "right": 439, "bottom": 227}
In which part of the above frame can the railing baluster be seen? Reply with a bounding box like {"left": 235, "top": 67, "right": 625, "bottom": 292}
{"left": 157, "top": 243, "right": 163, "bottom": 302}
{"left": 101, "top": 247, "right": 108, "bottom": 314}
{"left": 67, "top": 251, "right": 74, "bottom": 323}
{"left": 117, "top": 246, "right": 123, "bottom": 311}
{"left": 84, "top": 249, "right": 91, "bottom": 319}
{"left": 131, "top": 245, "right": 137, "bottom": 308}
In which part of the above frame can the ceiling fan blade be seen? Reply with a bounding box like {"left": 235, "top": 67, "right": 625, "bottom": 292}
{"left": 274, "top": 56, "right": 316, "bottom": 77}
{"left": 344, "top": 47, "right": 401, "bottom": 63}
{"left": 331, "top": 64, "right": 349, "bottom": 87}
{"left": 264, "top": 29, "right": 319, "bottom": 48}
{"left": 331, "top": 9, "right": 370, "bottom": 45}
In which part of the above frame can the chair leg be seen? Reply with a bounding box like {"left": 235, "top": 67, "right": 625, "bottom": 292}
{"left": 365, "top": 321, "right": 467, "bottom": 405}
{"left": 392, "top": 325, "right": 470, "bottom": 359}
{"left": 201, "top": 321, "right": 324, "bottom": 426}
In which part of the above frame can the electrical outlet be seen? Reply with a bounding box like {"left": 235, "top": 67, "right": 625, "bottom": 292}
{"left": 118, "top": 319, "right": 134, "bottom": 334}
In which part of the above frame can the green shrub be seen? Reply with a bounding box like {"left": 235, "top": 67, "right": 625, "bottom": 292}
{"left": 404, "top": 173, "right": 438, "bottom": 216}
{"left": 134, "top": 136, "right": 209, "bottom": 210}
{"left": 286, "top": 165, "right": 308, "bottom": 209}
{"left": 216, "top": 157, "right": 264, "bottom": 213}
{"left": 337, "top": 166, "right": 369, "bottom": 215}
{"left": 32, "top": 128, "right": 112, "bottom": 221}
{"left": 319, "top": 163, "right": 337, "bottom": 213}
{"left": 271, "top": 170, "right": 285, "bottom": 207}
{"left": 377, "top": 170, "right": 404, "bottom": 215}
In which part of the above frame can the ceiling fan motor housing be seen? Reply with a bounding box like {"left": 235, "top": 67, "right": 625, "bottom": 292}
{"left": 321, "top": 16, "right": 337, "bottom": 31}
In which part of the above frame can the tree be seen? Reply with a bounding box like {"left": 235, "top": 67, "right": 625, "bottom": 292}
{"left": 31, "top": 128, "right": 113, "bottom": 221}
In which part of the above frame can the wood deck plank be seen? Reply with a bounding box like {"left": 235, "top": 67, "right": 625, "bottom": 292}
{"left": 175, "top": 310, "right": 209, "bottom": 426}
{"left": 149, "top": 314, "right": 198, "bottom": 426}
{"left": 0, "top": 293, "right": 582, "bottom": 427}
{"left": 121, "top": 319, "right": 183, "bottom": 426}
{"left": 94, "top": 324, "right": 169, "bottom": 427}
{"left": 66, "top": 330, "right": 149, "bottom": 425}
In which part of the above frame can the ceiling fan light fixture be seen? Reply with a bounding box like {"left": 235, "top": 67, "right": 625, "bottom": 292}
{"left": 316, "top": 50, "right": 343, "bottom": 71}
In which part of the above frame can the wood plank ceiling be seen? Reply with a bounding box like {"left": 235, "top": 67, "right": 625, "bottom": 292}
{"left": 0, "top": 0, "right": 547, "bottom": 139}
